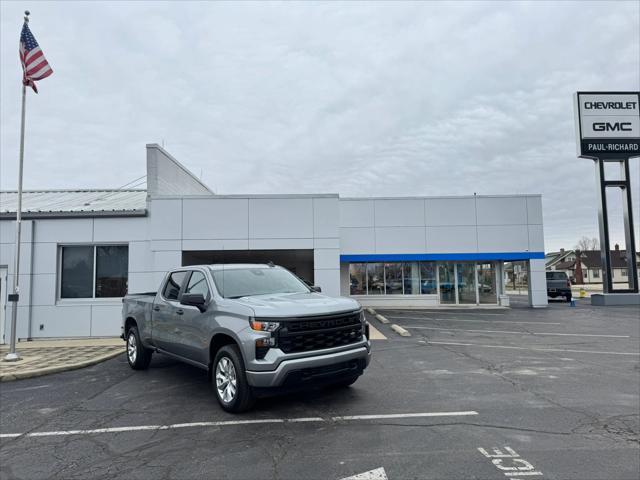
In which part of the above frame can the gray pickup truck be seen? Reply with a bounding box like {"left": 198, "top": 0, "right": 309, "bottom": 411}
{"left": 121, "top": 264, "right": 371, "bottom": 412}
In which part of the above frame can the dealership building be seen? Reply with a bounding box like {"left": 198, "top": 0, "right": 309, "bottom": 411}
{"left": 0, "top": 145, "right": 547, "bottom": 341}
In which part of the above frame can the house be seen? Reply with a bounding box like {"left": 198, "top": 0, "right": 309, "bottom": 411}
{"left": 546, "top": 246, "right": 640, "bottom": 285}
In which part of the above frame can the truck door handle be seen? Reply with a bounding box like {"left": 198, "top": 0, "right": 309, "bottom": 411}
{"left": 176, "top": 309, "right": 184, "bottom": 315}
{"left": 153, "top": 306, "right": 160, "bottom": 311}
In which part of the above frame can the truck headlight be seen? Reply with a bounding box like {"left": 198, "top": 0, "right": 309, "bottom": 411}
{"left": 250, "top": 319, "right": 280, "bottom": 332}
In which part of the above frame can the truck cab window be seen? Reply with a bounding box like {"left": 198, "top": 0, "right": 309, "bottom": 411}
{"left": 185, "top": 271, "right": 210, "bottom": 300}
{"left": 163, "top": 271, "right": 187, "bottom": 300}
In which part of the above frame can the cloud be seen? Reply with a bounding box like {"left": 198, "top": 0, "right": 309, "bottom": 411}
{"left": 1, "top": 1, "right": 638, "bottom": 251}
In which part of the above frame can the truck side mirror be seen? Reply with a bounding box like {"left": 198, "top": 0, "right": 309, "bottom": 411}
{"left": 181, "top": 293, "right": 207, "bottom": 312}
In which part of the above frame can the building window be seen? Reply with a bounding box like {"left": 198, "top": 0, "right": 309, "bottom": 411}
{"left": 349, "top": 263, "right": 366, "bottom": 295}
{"left": 384, "top": 263, "right": 403, "bottom": 294}
{"left": 366, "top": 263, "right": 385, "bottom": 295}
{"left": 60, "top": 245, "right": 128, "bottom": 299}
{"left": 420, "top": 263, "right": 437, "bottom": 294}
{"left": 593, "top": 269, "right": 600, "bottom": 278}
{"left": 403, "top": 262, "right": 421, "bottom": 295}
{"left": 621, "top": 269, "right": 628, "bottom": 277}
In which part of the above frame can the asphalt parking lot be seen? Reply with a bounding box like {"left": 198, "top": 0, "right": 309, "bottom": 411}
{"left": 1, "top": 298, "right": 638, "bottom": 480}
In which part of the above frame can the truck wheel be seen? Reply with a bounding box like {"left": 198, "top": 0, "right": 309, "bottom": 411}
{"left": 213, "top": 345, "right": 255, "bottom": 413}
{"left": 126, "top": 326, "right": 152, "bottom": 370}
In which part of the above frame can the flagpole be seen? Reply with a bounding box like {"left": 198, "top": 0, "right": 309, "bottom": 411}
{"left": 4, "top": 12, "right": 30, "bottom": 362}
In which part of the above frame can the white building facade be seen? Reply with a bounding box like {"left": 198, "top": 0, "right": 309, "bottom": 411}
{"left": 0, "top": 145, "right": 547, "bottom": 341}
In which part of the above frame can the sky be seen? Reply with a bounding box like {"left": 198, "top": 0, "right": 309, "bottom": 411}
{"left": 0, "top": 1, "right": 639, "bottom": 252}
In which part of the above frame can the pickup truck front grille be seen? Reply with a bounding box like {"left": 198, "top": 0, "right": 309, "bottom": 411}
{"left": 274, "top": 311, "right": 363, "bottom": 354}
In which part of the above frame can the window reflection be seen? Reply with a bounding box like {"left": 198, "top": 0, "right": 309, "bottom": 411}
{"left": 349, "top": 263, "right": 366, "bottom": 295}
{"left": 477, "top": 263, "right": 496, "bottom": 304}
{"left": 366, "top": 263, "right": 385, "bottom": 295}
{"left": 420, "top": 263, "right": 437, "bottom": 294}
{"left": 403, "top": 262, "right": 421, "bottom": 295}
{"left": 385, "top": 263, "right": 403, "bottom": 294}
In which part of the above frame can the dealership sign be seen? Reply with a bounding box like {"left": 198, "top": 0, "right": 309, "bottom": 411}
{"left": 574, "top": 91, "right": 640, "bottom": 158}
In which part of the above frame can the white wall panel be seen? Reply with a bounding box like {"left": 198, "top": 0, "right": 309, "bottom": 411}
{"left": 314, "top": 238, "right": 340, "bottom": 249}
{"left": 36, "top": 218, "right": 93, "bottom": 243}
{"left": 129, "top": 241, "right": 153, "bottom": 273}
{"left": 182, "top": 239, "right": 249, "bottom": 251}
{"left": 526, "top": 196, "right": 543, "bottom": 225}
{"left": 426, "top": 226, "right": 478, "bottom": 253}
{"left": 314, "top": 248, "right": 340, "bottom": 270}
{"left": 31, "top": 274, "right": 56, "bottom": 306}
{"left": 375, "top": 227, "right": 426, "bottom": 253}
{"left": 313, "top": 197, "right": 339, "bottom": 238}
{"left": 93, "top": 217, "right": 148, "bottom": 242}
{"left": 425, "top": 198, "right": 476, "bottom": 226}
{"left": 150, "top": 239, "right": 181, "bottom": 251}
{"left": 477, "top": 225, "right": 529, "bottom": 252}
{"left": 182, "top": 198, "right": 249, "bottom": 239}
{"left": 149, "top": 199, "right": 182, "bottom": 240}
{"left": 339, "top": 200, "right": 374, "bottom": 228}
{"left": 340, "top": 228, "right": 375, "bottom": 254}
{"left": 528, "top": 225, "right": 545, "bottom": 252}
{"left": 31, "top": 305, "right": 91, "bottom": 338}
{"left": 313, "top": 269, "right": 340, "bottom": 297}
{"left": 374, "top": 199, "right": 425, "bottom": 227}
{"left": 153, "top": 250, "right": 182, "bottom": 271}
{"left": 91, "top": 305, "right": 122, "bottom": 336}
{"left": 32, "top": 242, "right": 57, "bottom": 274}
{"left": 0, "top": 220, "right": 33, "bottom": 244}
{"left": 249, "top": 198, "right": 313, "bottom": 239}
{"left": 128, "top": 272, "right": 157, "bottom": 293}
{"left": 0, "top": 244, "right": 32, "bottom": 272}
{"left": 248, "top": 238, "right": 314, "bottom": 250}
{"left": 476, "top": 197, "right": 527, "bottom": 226}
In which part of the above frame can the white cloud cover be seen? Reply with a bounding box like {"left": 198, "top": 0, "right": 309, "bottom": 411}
{"left": 1, "top": 1, "right": 638, "bottom": 251}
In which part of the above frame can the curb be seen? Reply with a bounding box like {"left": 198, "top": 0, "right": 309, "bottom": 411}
{"left": 390, "top": 324, "right": 411, "bottom": 337}
{"left": 375, "top": 314, "right": 390, "bottom": 324}
{"left": 366, "top": 308, "right": 376, "bottom": 315}
{"left": 0, "top": 349, "right": 124, "bottom": 382}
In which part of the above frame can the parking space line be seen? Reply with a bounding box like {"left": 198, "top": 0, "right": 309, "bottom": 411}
{"left": 426, "top": 341, "right": 640, "bottom": 356}
{"left": 332, "top": 411, "right": 478, "bottom": 421}
{"left": 0, "top": 411, "right": 478, "bottom": 440}
{"left": 383, "top": 310, "right": 505, "bottom": 316}
{"left": 403, "top": 326, "right": 630, "bottom": 338}
{"left": 385, "top": 315, "right": 562, "bottom": 325}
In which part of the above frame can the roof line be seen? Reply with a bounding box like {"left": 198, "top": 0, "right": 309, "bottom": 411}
{"left": 0, "top": 189, "right": 147, "bottom": 193}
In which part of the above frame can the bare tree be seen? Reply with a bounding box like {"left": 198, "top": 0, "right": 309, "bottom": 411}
{"left": 575, "top": 236, "right": 599, "bottom": 251}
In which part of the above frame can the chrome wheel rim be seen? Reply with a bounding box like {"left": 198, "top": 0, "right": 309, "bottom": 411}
{"left": 215, "top": 357, "right": 237, "bottom": 404}
{"left": 127, "top": 332, "right": 137, "bottom": 364}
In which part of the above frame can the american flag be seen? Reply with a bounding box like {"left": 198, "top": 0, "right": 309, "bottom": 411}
{"left": 20, "top": 21, "right": 53, "bottom": 93}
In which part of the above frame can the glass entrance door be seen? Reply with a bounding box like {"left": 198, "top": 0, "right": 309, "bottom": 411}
{"left": 438, "top": 263, "right": 456, "bottom": 304}
{"left": 477, "top": 263, "right": 497, "bottom": 304}
{"left": 456, "top": 262, "right": 477, "bottom": 304}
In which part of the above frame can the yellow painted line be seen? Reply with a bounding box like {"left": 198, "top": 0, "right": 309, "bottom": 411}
{"left": 368, "top": 323, "right": 387, "bottom": 340}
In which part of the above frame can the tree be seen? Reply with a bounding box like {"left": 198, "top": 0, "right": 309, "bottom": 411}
{"left": 575, "top": 236, "right": 599, "bottom": 251}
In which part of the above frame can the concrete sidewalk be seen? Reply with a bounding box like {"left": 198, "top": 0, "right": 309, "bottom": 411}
{"left": 0, "top": 338, "right": 123, "bottom": 382}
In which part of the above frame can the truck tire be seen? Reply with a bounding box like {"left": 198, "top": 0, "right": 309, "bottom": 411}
{"left": 126, "top": 326, "right": 152, "bottom": 370}
{"left": 213, "top": 345, "right": 255, "bottom": 413}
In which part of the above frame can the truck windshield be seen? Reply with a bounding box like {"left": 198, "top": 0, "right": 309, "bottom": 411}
{"left": 211, "top": 267, "right": 311, "bottom": 299}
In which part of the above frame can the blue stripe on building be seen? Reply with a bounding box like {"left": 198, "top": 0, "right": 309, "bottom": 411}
{"left": 339, "top": 252, "right": 545, "bottom": 262}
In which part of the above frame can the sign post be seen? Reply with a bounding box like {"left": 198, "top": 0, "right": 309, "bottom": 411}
{"left": 574, "top": 91, "right": 640, "bottom": 302}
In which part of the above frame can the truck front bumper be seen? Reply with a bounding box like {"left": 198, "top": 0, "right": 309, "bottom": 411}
{"left": 245, "top": 345, "right": 371, "bottom": 388}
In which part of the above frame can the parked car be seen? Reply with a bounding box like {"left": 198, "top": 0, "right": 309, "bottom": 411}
{"left": 121, "top": 264, "right": 371, "bottom": 412}
{"left": 545, "top": 271, "right": 572, "bottom": 302}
